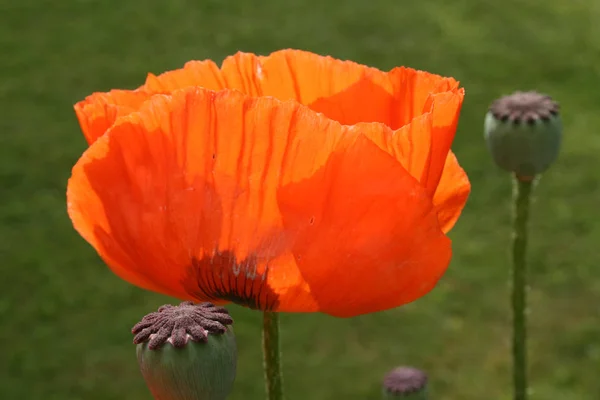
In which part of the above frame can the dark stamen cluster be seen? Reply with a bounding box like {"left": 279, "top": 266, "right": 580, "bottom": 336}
{"left": 132, "top": 301, "right": 233, "bottom": 350}
{"left": 382, "top": 367, "right": 428, "bottom": 395}
{"left": 490, "top": 91, "right": 559, "bottom": 124}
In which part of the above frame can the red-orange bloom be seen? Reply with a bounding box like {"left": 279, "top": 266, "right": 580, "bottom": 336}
{"left": 69, "top": 50, "right": 470, "bottom": 317}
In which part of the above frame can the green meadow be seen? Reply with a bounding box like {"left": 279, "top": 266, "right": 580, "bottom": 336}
{"left": 2, "top": 1, "right": 599, "bottom": 399}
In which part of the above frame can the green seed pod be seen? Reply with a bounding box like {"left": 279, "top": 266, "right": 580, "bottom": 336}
{"left": 382, "top": 367, "right": 428, "bottom": 399}
{"left": 132, "top": 301, "right": 237, "bottom": 400}
{"left": 484, "top": 91, "right": 562, "bottom": 179}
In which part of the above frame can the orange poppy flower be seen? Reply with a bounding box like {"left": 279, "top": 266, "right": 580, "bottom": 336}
{"left": 69, "top": 50, "right": 470, "bottom": 317}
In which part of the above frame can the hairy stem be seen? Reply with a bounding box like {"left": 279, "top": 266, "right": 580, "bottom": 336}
{"left": 262, "top": 311, "right": 283, "bottom": 400}
{"left": 511, "top": 176, "right": 534, "bottom": 400}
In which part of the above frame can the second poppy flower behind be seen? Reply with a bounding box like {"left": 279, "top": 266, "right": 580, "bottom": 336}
{"left": 68, "top": 50, "right": 470, "bottom": 317}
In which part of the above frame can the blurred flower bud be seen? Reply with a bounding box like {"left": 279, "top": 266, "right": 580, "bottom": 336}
{"left": 382, "top": 366, "right": 428, "bottom": 399}
{"left": 132, "top": 301, "right": 237, "bottom": 400}
{"left": 484, "top": 91, "right": 562, "bottom": 179}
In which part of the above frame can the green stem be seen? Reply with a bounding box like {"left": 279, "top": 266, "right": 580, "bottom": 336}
{"left": 511, "top": 175, "right": 534, "bottom": 400}
{"left": 262, "top": 311, "right": 283, "bottom": 400}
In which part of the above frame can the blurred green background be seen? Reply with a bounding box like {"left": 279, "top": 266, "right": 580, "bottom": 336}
{"left": 2, "top": 0, "right": 599, "bottom": 399}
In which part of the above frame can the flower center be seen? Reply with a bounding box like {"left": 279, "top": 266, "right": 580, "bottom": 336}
{"left": 131, "top": 301, "right": 233, "bottom": 349}
{"left": 183, "top": 251, "right": 280, "bottom": 311}
{"left": 489, "top": 91, "right": 559, "bottom": 123}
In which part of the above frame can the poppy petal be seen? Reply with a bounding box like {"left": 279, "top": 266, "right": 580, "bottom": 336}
{"left": 68, "top": 86, "right": 453, "bottom": 316}
{"left": 388, "top": 67, "right": 460, "bottom": 130}
{"left": 69, "top": 86, "right": 373, "bottom": 312}
{"left": 141, "top": 50, "right": 395, "bottom": 123}
{"left": 137, "top": 50, "right": 465, "bottom": 146}
{"left": 143, "top": 50, "right": 383, "bottom": 103}
{"left": 254, "top": 52, "right": 467, "bottom": 209}
{"left": 432, "top": 151, "right": 471, "bottom": 233}
{"left": 307, "top": 79, "right": 395, "bottom": 128}
{"left": 257, "top": 50, "right": 397, "bottom": 126}
{"left": 74, "top": 90, "right": 150, "bottom": 144}
{"left": 256, "top": 50, "right": 388, "bottom": 104}
{"left": 76, "top": 51, "right": 465, "bottom": 159}
{"left": 334, "top": 92, "right": 467, "bottom": 234}
{"left": 143, "top": 59, "right": 225, "bottom": 93}
{"left": 278, "top": 132, "right": 451, "bottom": 317}
{"left": 358, "top": 114, "right": 434, "bottom": 182}
{"left": 418, "top": 90, "right": 465, "bottom": 197}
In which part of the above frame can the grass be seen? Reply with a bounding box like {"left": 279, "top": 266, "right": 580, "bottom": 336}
{"left": 2, "top": 0, "right": 599, "bottom": 399}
